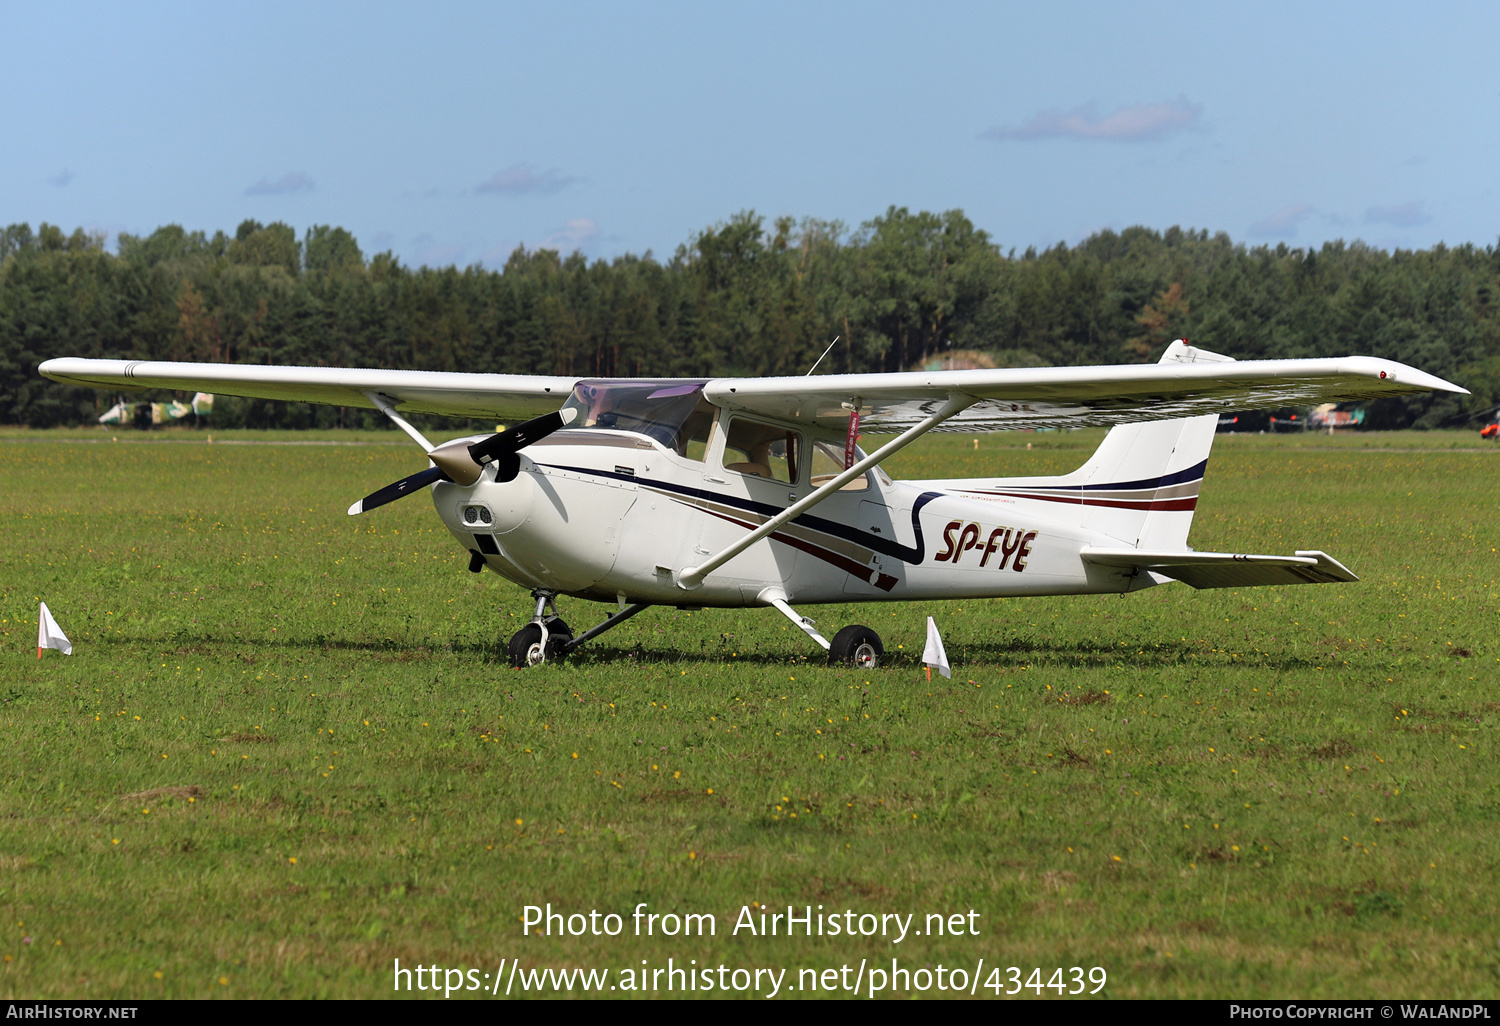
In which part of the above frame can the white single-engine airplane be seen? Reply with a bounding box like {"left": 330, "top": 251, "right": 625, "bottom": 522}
{"left": 40, "top": 342, "right": 1464, "bottom": 668}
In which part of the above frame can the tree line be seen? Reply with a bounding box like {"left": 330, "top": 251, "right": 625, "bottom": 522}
{"left": 3, "top": 211, "right": 1498, "bottom": 430}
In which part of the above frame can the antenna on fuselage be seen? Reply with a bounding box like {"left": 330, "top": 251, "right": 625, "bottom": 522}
{"left": 805, "top": 336, "right": 840, "bottom": 376}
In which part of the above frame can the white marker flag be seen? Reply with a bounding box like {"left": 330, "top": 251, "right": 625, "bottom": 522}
{"left": 38, "top": 602, "right": 72, "bottom": 658}
{"left": 922, "top": 616, "right": 950, "bottom": 679}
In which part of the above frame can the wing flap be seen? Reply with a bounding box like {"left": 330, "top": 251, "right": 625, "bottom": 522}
{"left": 1081, "top": 548, "right": 1358, "bottom": 590}
{"left": 38, "top": 359, "right": 576, "bottom": 422}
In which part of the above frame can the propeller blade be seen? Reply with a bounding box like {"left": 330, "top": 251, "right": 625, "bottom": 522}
{"left": 429, "top": 407, "right": 577, "bottom": 486}
{"left": 469, "top": 408, "right": 576, "bottom": 464}
{"left": 347, "top": 466, "right": 446, "bottom": 516}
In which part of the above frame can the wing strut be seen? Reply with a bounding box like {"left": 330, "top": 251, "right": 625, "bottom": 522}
{"left": 676, "top": 393, "right": 976, "bottom": 589}
{"left": 364, "top": 390, "right": 436, "bottom": 451}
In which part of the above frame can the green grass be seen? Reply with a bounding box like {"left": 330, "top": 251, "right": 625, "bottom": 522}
{"left": 1, "top": 428, "right": 1496, "bottom": 999}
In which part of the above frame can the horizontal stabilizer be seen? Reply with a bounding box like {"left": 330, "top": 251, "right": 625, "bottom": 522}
{"left": 1081, "top": 548, "right": 1358, "bottom": 590}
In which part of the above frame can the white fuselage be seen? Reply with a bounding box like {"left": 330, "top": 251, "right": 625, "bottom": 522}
{"left": 432, "top": 424, "right": 1140, "bottom": 607}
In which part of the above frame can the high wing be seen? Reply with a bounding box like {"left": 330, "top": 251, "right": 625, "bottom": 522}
{"left": 39, "top": 346, "right": 1465, "bottom": 431}
{"left": 703, "top": 351, "right": 1467, "bottom": 432}
{"left": 37, "top": 358, "right": 577, "bottom": 422}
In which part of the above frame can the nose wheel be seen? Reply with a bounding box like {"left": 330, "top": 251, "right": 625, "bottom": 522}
{"left": 508, "top": 619, "right": 573, "bottom": 667}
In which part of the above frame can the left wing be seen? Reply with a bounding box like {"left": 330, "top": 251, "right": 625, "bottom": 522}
{"left": 703, "top": 348, "right": 1466, "bottom": 432}
{"left": 38, "top": 359, "right": 577, "bottom": 422}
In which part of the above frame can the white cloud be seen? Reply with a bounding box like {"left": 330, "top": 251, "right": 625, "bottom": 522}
{"left": 47, "top": 169, "right": 74, "bottom": 188}
{"left": 244, "top": 172, "right": 315, "bottom": 196}
{"left": 542, "top": 218, "right": 599, "bottom": 252}
{"left": 1249, "top": 203, "right": 1316, "bottom": 238}
{"left": 1364, "top": 201, "right": 1431, "bottom": 227}
{"left": 983, "top": 97, "right": 1202, "bottom": 143}
{"left": 476, "top": 163, "right": 576, "bottom": 196}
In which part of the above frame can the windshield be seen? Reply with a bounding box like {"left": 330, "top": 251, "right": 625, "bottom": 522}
{"left": 560, "top": 379, "right": 716, "bottom": 458}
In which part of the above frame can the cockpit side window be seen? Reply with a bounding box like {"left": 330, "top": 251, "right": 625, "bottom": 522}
{"left": 722, "top": 418, "right": 799, "bottom": 484}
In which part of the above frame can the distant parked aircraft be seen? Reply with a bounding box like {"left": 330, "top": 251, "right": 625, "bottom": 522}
{"left": 98, "top": 392, "right": 213, "bottom": 427}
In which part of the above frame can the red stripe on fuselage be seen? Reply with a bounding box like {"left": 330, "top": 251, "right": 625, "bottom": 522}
{"left": 966, "top": 490, "right": 1199, "bottom": 512}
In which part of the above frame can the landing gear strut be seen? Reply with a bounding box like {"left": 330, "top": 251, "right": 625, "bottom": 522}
{"left": 507, "top": 589, "right": 886, "bottom": 669}
{"left": 507, "top": 590, "right": 652, "bottom": 667}
{"left": 763, "top": 590, "right": 885, "bottom": 669}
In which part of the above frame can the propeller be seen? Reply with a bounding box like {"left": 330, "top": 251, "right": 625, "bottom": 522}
{"left": 347, "top": 407, "right": 577, "bottom": 516}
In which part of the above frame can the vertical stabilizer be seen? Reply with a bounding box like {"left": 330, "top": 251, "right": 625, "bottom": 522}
{"left": 973, "top": 341, "right": 1229, "bottom": 551}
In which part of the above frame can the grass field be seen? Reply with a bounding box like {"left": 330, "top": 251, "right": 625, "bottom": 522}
{"left": 0, "top": 426, "right": 1496, "bottom": 999}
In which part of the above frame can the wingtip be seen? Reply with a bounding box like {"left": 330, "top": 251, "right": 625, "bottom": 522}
{"left": 346, "top": 501, "right": 364, "bottom": 516}
{"left": 1357, "top": 357, "right": 1470, "bottom": 395}
{"left": 1423, "top": 376, "right": 1469, "bottom": 395}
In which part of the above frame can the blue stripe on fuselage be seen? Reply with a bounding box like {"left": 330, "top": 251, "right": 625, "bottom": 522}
{"left": 1074, "top": 458, "right": 1209, "bottom": 493}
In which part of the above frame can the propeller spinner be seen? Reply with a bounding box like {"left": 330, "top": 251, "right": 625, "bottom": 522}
{"left": 347, "top": 407, "right": 577, "bottom": 516}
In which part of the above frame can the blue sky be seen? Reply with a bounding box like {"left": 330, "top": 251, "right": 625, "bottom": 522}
{"left": 5, "top": 1, "right": 1498, "bottom": 268}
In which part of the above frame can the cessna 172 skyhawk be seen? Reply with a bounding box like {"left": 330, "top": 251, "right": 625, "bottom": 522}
{"left": 40, "top": 342, "right": 1463, "bottom": 669}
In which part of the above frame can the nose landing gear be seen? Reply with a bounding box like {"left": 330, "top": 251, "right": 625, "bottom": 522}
{"left": 507, "top": 590, "right": 654, "bottom": 667}
{"left": 507, "top": 590, "right": 573, "bottom": 667}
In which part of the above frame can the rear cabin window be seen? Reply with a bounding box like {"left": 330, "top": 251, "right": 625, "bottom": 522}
{"left": 722, "top": 419, "right": 799, "bottom": 484}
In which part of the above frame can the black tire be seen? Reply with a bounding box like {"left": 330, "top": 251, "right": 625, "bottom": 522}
{"left": 828, "top": 625, "right": 883, "bottom": 669}
{"left": 508, "top": 620, "right": 574, "bottom": 668}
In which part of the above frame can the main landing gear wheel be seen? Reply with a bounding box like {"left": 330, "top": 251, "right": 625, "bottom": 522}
{"left": 508, "top": 619, "right": 573, "bottom": 668}
{"left": 828, "top": 625, "right": 883, "bottom": 669}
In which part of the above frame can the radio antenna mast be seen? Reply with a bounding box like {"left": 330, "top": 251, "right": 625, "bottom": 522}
{"left": 805, "top": 336, "right": 840, "bottom": 376}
